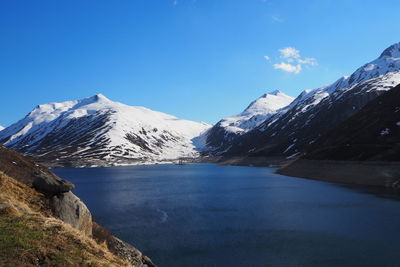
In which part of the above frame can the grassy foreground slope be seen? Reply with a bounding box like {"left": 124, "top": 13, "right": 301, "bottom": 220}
{"left": 0, "top": 171, "right": 132, "bottom": 266}
{"left": 0, "top": 145, "right": 155, "bottom": 267}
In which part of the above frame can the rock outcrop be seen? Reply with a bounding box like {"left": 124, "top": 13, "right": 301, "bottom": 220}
{"left": 0, "top": 145, "right": 91, "bottom": 234}
{"left": 50, "top": 191, "right": 92, "bottom": 236}
{"left": 33, "top": 170, "right": 74, "bottom": 196}
{"left": 0, "top": 171, "right": 144, "bottom": 266}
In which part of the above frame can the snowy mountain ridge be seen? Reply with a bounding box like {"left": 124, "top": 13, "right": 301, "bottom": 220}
{"left": 2, "top": 42, "right": 400, "bottom": 165}
{"left": 203, "top": 90, "right": 294, "bottom": 151}
{"left": 219, "top": 90, "right": 294, "bottom": 134}
{"left": 205, "top": 43, "right": 400, "bottom": 154}
{"left": 0, "top": 94, "right": 211, "bottom": 166}
{"left": 212, "top": 42, "right": 400, "bottom": 159}
{"left": 277, "top": 42, "right": 400, "bottom": 121}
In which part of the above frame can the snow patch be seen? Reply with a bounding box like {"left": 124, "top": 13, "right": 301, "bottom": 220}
{"left": 286, "top": 152, "right": 300, "bottom": 159}
{"left": 283, "top": 143, "right": 295, "bottom": 154}
{"left": 380, "top": 128, "right": 390, "bottom": 136}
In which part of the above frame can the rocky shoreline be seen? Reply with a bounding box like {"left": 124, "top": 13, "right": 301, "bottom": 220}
{"left": 277, "top": 159, "right": 400, "bottom": 189}
{"left": 203, "top": 156, "right": 400, "bottom": 189}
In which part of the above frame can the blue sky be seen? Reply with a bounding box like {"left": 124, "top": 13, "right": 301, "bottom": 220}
{"left": 1, "top": 0, "right": 400, "bottom": 126}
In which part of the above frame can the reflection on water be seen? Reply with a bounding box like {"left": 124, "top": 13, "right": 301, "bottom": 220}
{"left": 55, "top": 164, "right": 400, "bottom": 267}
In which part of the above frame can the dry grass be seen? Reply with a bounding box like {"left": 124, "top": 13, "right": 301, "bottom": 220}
{"left": 0, "top": 171, "right": 50, "bottom": 215}
{"left": 0, "top": 171, "right": 132, "bottom": 267}
{"left": 0, "top": 145, "right": 56, "bottom": 186}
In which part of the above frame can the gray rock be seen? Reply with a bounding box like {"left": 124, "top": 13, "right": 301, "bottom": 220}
{"left": 107, "top": 236, "right": 156, "bottom": 267}
{"left": 50, "top": 191, "right": 92, "bottom": 236}
{"left": 32, "top": 170, "right": 74, "bottom": 196}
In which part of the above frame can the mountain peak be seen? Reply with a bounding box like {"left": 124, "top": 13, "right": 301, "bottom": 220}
{"left": 268, "top": 89, "right": 282, "bottom": 96}
{"left": 298, "top": 42, "right": 400, "bottom": 105}
{"left": 75, "top": 94, "right": 112, "bottom": 108}
{"left": 379, "top": 42, "right": 400, "bottom": 58}
{"left": 243, "top": 90, "right": 294, "bottom": 115}
{"left": 212, "top": 90, "right": 294, "bottom": 136}
{"left": 89, "top": 93, "right": 111, "bottom": 102}
{"left": 260, "top": 90, "right": 283, "bottom": 98}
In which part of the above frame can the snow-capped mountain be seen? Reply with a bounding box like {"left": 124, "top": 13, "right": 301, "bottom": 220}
{"left": 219, "top": 90, "right": 294, "bottom": 134}
{"left": 204, "top": 90, "right": 294, "bottom": 150}
{"left": 276, "top": 42, "right": 400, "bottom": 117}
{"left": 0, "top": 126, "right": 4, "bottom": 131}
{"left": 213, "top": 42, "right": 400, "bottom": 159}
{"left": 0, "top": 94, "right": 211, "bottom": 167}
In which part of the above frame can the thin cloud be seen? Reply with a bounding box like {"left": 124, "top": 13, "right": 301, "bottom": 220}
{"left": 264, "top": 55, "right": 270, "bottom": 61}
{"left": 297, "top": 57, "right": 317, "bottom": 66}
{"left": 273, "top": 62, "right": 302, "bottom": 74}
{"left": 279, "top": 47, "right": 300, "bottom": 59}
{"left": 271, "top": 15, "right": 284, "bottom": 23}
{"left": 173, "top": 0, "right": 197, "bottom": 7}
{"left": 267, "top": 47, "right": 317, "bottom": 74}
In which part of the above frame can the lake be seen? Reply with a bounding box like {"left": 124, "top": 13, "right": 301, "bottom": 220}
{"left": 54, "top": 164, "right": 400, "bottom": 267}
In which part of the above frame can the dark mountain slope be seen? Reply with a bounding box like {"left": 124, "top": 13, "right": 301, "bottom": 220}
{"left": 277, "top": 85, "right": 400, "bottom": 188}
{"left": 305, "top": 83, "right": 400, "bottom": 161}
{"left": 221, "top": 73, "right": 399, "bottom": 159}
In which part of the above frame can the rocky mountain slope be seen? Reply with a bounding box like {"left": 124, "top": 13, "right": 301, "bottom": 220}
{"left": 0, "top": 145, "right": 155, "bottom": 266}
{"left": 278, "top": 84, "right": 400, "bottom": 188}
{"left": 204, "top": 90, "right": 294, "bottom": 151}
{"left": 212, "top": 42, "right": 400, "bottom": 162}
{"left": 0, "top": 94, "right": 210, "bottom": 167}
{"left": 304, "top": 83, "right": 400, "bottom": 161}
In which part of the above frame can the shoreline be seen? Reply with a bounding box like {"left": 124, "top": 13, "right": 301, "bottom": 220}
{"left": 277, "top": 159, "right": 400, "bottom": 189}
{"left": 42, "top": 155, "right": 289, "bottom": 169}
{"left": 38, "top": 155, "right": 400, "bottom": 190}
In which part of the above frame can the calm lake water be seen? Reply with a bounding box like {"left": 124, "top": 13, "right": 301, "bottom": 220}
{"left": 54, "top": 164, "right": 400, "bottom": 267}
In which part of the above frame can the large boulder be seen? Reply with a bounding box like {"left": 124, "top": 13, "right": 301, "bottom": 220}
{"left": 32, "top": 170, "right": 74, "bottom": 196}
{"left": 50, "top": 191, "right": 92, "bottom": 236}
{"left": 0, "top": 146, "right": 91, "bottom": 235}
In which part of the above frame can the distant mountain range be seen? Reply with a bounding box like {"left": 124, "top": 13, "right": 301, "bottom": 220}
{"left": 1, "top": 42, "right": 400, "bottom": 167}
{"left": 204, "top": 42, "right": 400, "bottom": 162}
